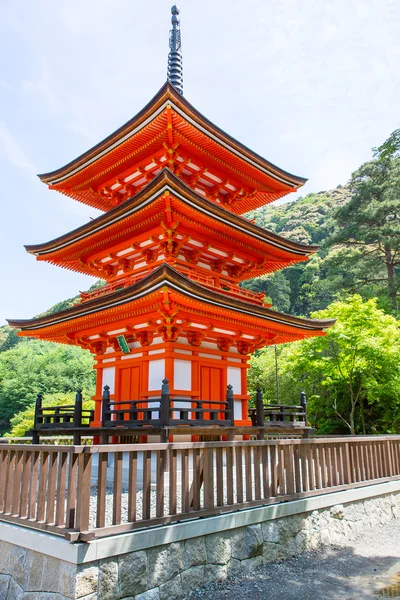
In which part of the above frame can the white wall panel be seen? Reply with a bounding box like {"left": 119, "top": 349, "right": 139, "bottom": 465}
{"left": 149, "top": 359, "right": 165, "bottom": 390}
{"left": 174, "top": 360, "right": 191, "bottom": 390}
{"left": 102, "top": 367, "right": 115, "bottom": 393}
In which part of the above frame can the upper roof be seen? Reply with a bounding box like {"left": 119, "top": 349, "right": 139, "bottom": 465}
{"left": 38, "top": 83, "right": 307, "bottom": 214}
{"left": 26, "top": 169, "right": 317, "bottom": 280}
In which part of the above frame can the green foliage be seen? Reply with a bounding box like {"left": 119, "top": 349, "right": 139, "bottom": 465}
{"left": 0, "top": 340, "right": 95, "bottom": 434}
{"left": 7, "top": 392, "right": 95, "bottom": 438}
{"left": 249, "top": 296, "right": 400, "bottom": 435}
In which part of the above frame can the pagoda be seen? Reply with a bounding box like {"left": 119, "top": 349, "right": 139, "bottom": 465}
{"left": 8, "top": 6, "right": 333, "bottom": 432}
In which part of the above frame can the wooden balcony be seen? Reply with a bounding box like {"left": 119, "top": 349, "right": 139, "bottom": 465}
{"left": 77, "top": 269, "right": 268, "bottom": 306}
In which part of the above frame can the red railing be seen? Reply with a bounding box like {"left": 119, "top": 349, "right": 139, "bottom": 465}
{"left": 78, "top": 267, "right": 267, "bottom": 306}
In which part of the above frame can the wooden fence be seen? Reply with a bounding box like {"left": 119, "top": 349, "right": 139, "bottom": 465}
{"left": 1, "top": 436, "right": 400, "bottom": 542}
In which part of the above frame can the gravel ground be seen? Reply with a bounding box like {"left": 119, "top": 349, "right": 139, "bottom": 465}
{"left": 183, "top": 520, "right": 400, "bottom": 600}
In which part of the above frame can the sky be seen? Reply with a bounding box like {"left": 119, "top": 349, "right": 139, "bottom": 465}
{"left": 0, "top": 0, "right": 399, "bottom": 323}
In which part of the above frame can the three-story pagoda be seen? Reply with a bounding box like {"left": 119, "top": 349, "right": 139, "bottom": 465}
{"left": 8, "top": 6, "right": 334, "bottom": 431}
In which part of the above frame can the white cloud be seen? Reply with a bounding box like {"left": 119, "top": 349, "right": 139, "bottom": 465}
{"left": 0, "top": 123, "right": 37, "bottom": 175}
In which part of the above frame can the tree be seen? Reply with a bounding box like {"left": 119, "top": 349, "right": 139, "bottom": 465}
{"left": 0, "top": 340, "right": 95, "bottom": 433}
{"left": 329, "top": 131, "right": 400, "bottom": 311}
{"left": 282, "top": 296, "right": 400, "bottom": 434}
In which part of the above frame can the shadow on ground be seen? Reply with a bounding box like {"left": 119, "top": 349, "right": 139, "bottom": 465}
{"left": 184, "top": 547, "right": 400, "bottom": 600}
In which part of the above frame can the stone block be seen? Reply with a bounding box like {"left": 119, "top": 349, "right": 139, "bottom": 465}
{"left": 262, "top": 542, "right": 279, "bottom": 564}
{"left": 99, "top": 558, "right": 120, "bottom": 600}
{"left": 231, "top": 525, "right": 263, "bottom": 560}
{"left": 205, "top": 533, "right": 231, "bottom": 565}
{"left": 227, "top": 558, "right": 242, "bottom": 577}
{"left": 181, "top": 566, "right": 205, "bottom": 593}
{"left": 25, "top": 551, "right": 45, "bottom": 593}
{"left": 330, "top": 505, "right": 345, "bottom": 520}
{"left": 147, "top": 543, "right": 183, "bottom": 589}
{"left": 184, "top": 537, "right": 206, "bottom": 568}
{"left": 135, "top": 589, "right": 160, "bottom": 600}
{"left": 0, "top": 542, "right": 12, "bottom": 574}
{"left": 344, "top": 503, "right": 365, "bottom": 522}
{"left": 320, "top": 529, "right": 331, "bottom": 546}
{"left": 42, "top": 556, "right": 62, "bottom": 594}
{"left": 240, "top": 556, "right": 263, "bottom": 574}
{"left": 59, "top": 562, "right": 78, "bottom": 599}
{"left": 5, "top": 577, "right": 23, "bottom": 600}
{"left": 76, "top": 565, "right": 98, "bottom": 598}
{"left": 204, "top": 564, "right": 228, "bottom": 584}
{"left": 9, "top": 546, "right": 27, "bottom": 589}
{"left": 262, "top": 521, "right": 280, "bottom": 544}
{"left": 159, "top": 574, "right": 182, "bottom": 600}
{"left": 119, "top": 551, "right": 147, "bottom": 598}
{"left": 0, "top": 575, "right": 10, "bottom": 598}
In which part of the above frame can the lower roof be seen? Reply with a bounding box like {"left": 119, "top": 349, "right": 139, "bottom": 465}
{"left": 8, "top": 265, "right": 335, "bottom": 341}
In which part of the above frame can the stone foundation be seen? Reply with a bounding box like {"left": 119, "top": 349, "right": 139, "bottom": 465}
{"left": 1, "top": 482, "right": 400, "bottom": 600}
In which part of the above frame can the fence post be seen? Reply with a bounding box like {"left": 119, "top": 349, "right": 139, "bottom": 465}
{"left": 300, "top": 391, "right": 307, "bottom": 423}
{"left": 226, "top": 384, "right": 234, "bottom": 424}
{"left": 160, "top": 379, "right": 170, "bottom": 426}
{"left": 256, "top": 388, "right": 264, "bottom": 427}
{"left": 73, "top": 389, "right": 83, "bottom": 445}
{"left": 32, "top": 393, "right": 43, "bottom": 444}
{"left": 102, "top": 386, "right": 110, "bottom": 427}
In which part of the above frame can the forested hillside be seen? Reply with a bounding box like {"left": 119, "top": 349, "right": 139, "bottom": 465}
{"left": 1, "top": 130, "right": 399, "bottom": 436}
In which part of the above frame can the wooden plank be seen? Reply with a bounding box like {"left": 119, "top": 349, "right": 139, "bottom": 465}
{"left": 226, "top": 447, "right": 234, "bottom": 505}
{"left": 169, "top": 449, "right": 177, "bottom": 515}
{"left": 3, "top": 450, "right": 15, "bottom": 515}
{"left": 156, "top": 450, "right": 167, "bottom": 518}
{"left": 245, "top": 446, "right": 252, "bottom": 502}
{"left": 127, "top": 451, "right": 138, "bottom": 522}
{"left": 307, "top": 445, "right": 315, "bottom": 492}
{"left": 337, "top": 445, "right": 345, "bottom": 487}
{"left": 46, "top": 452, "right": 59, "bottom": 524}
{"left": 235, "top": 446, "right": 243, "bottom": 503}
{"left": 216, "top": 447, "right": 224, "bottom": 507}
{"left": 203, "top": 447, "right": 214, "bottom": 510}
{"left": 386, "top": 440, "right": 393, "bottom": 477}
{"left": 293, "top": 445, "right": 301, "bottom": 493}
{"left": 11, "top": 451, "right": 23, "bottom": 516}
{"left": 181, "top": 449, "right": 190, "bottom": 513}
{"left": 55, "top": 452, "right": 68, "bottom": 527}
{"left": 285, "top": 445, "right": 295, "bottom": 495}
{"left": 253, "top": 445, "right": 261, "bottom": 500}
{"left": 142, "top": 450, "right": 151, "bottom": 521}
{"left": 262, "top": 446, "right": 270, "bottom": 499}
{"left": 28, "top": 451, "right": 40, "bottom": 520}
{"left": 19, "top": 451, "right": 31, "bottom": 519}
{"left": 76, "top": 453, "right": 92, "bottom": 532}
{"left": 359, "top": 443, "right": 366, "bottom": 481}
{"left": 0, "top": 449, "right": 8, "bottom": 513}
{"left": 192, "top": 449, "right": 201, "bottom": 511}
{"left": 96, "top": 452, "right": 108, "bottom": 528}
{"left": 270, "top": 445, "right": 278, "bottom": 497}
{"left": 300, "top": 444, "right": 308, "bottom": 493}
{"left": 37, "top": 451, "right": 49, "bottom": 522}
{"left": 314, "top": 446, "right": 322, "bottom": 489}
{"left": 277, "top": 446, "right": 285, "bottom": 495}
{"left": 113, "top": 451, "right": 123, "bottom": 525}
{"left": 331, "top": 444, "right": 339, "bottom": 487}
{"left": 326, "top": 445, "right": 333, "bottom": 487}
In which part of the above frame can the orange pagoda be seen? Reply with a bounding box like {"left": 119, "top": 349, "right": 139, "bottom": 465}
{"left": 8, "top": 6, "right": 333, "bottom": 438}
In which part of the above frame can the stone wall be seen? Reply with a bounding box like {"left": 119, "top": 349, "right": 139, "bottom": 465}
{"left": 1, "top": 490, "right": 400, "bottom": 600}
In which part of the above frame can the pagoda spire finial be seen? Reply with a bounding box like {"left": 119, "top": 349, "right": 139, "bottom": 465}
{"left": 167, "top": 5, "right": 184, "bottom": 95}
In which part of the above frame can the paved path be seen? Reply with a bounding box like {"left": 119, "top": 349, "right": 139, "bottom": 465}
{"left": 184, "top": 520, "right": 400, "bottom": 600}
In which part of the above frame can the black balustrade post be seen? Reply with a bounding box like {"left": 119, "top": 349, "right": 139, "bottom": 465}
{"left": 74, "top": 389, "right": 83, "bottom": 427}
{"left": 102, "top": 385, "right": 110, "bottom": 427}
{"left": 34, "top": 393, "right": 43, "bottom": 428}
{"left": 256, "top": 387, "right": 265, "bottom": 427}
{"left": 300, "top": 391, "right": 307, "bottom": 423}
{"left": 160, "top": 379, "right": 170, "bottom": 426}
{"left": 226, "top": 384, "right": 234, "bottom": 424}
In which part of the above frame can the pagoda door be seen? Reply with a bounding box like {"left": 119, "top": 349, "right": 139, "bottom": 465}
{"left": 118, "top": 365, "right": 141, "bottom": 421}
{"left": 199, "top": 365, "right": 224, "bottom": 421}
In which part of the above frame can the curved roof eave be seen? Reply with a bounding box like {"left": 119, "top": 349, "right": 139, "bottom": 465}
{"left": 38, "top": 82, "right": 307, "bottom": 189}
{"left": 8, "top": 264, "right": 335, "bottom": 333}
{"left": 26, "top": 170, "right": 318, "bottom": 258}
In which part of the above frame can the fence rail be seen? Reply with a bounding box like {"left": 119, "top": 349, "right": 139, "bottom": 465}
{"left": 1, "top": 436, "right": 400, "bottom": 542}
